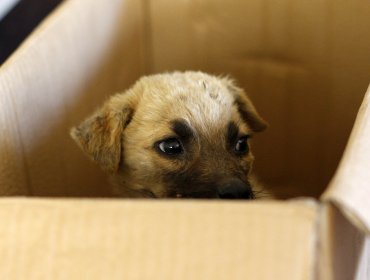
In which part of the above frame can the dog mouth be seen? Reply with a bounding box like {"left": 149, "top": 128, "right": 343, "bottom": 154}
{"left": 172, "top": 191, "right": 219, "bottom": 199}
{"left": 164, "top": 178, "right": 256, "bottom": 200}
{"left": 139, "top": 179, "right": 257, "bottom": 199}
{"left": 140, "top": 190, "right": 256, "bottom": 199}
{"left": 142, "top": 189, "right": 217, "bottom": 199}
{"left": 177, "top": 192, "right": 255, "bottom": 200}
{"left": 165, "top": 189, "right": 256, "bottom": 200}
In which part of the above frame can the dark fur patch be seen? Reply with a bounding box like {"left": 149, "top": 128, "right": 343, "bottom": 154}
{"left": 163, "top": 167, "right": 253, "bottom": 199}
{"left": 227, "top": 121, "right": 239, "bottom": 147}
{"left": 163, "top": 168, "right": 218, "bottom": 198}
{"left": 234, "top": 96, "right": 267, "bottom": 132}
{"left": 171, "top": 119, "right": 195, "bottom": 142}
{"left": 122, "top": 108, "right": 134, "bottom": 127}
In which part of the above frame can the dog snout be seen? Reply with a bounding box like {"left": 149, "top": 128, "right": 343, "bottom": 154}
{"left": 217, "top": 179, "right": 253, "bottom": 199}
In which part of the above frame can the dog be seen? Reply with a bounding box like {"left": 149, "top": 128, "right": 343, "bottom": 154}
{"left": 71, "top": 71, "right": 268, "bottom": 199}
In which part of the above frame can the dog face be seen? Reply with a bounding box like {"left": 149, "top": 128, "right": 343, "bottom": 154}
{"left": 71, "top": 72, "right": 267, "bottom": 199}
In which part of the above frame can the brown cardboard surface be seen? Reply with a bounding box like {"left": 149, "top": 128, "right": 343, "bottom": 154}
{"left": 323, "top": 86, "right": 370, "bottom": 235}
{"left": 0, "top": 0, "right": 145, "bottom": 196}
{"left": 1, "top": 0, "right": 369, "bottom": 200}
{"left": 317, "top": 205, "right": 370, "bottom": 280}
{"left": 0, "top": 198, "right": 318, "bottom": 280}
{"left": 147, "top": 0, "right": 370, "bottom": 197}
{"left": 0, "top": 0, "right": 370, "bottom": 278}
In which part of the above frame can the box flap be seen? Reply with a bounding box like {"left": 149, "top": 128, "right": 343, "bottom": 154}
{"left": 0, "top": 198, "right": 318, "bottom": 280}
{"left": 322, "top": 85, "right": 370, "bottom": 235}
{"left": 317, "top": 204, "right": 370, "bottom": 280}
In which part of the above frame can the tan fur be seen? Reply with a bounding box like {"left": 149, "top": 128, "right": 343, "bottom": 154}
{"left": 71, "top": 71, "right": 269, "bottom": 198}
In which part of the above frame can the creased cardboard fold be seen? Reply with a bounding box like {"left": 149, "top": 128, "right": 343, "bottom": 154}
{"left": 323, "top": 85, "right": 370, "bottom": 235}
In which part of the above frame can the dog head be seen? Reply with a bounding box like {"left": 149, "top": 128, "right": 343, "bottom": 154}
{"left": 71, "top": 72, "right": 267, "bottom": 199}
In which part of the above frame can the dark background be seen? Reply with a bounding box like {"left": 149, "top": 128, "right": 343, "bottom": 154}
{"left": 0, "top": 0, "right": 63, "bottom": 64}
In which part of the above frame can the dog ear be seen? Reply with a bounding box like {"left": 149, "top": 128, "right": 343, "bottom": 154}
{"left": 223, "top": 78, "right": 268, "bottom": 132}
{"left": 234, "top": 93, "right": 268, "bottom": 132}
{"left": 70, "top": 96, "right": 134, "bottom": 172}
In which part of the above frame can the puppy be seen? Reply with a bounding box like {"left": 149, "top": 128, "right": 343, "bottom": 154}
{"left": 71, "top": 71, "right": 268, "bottom": 199}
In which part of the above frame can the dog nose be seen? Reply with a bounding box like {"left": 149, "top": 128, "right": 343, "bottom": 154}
{"left": 217, "top": 179, "right": 253, "bottom": 199}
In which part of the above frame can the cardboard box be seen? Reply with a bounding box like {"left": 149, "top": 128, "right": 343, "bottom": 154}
{"left": 0, "top": 0, "right": 370, "bottom": 279}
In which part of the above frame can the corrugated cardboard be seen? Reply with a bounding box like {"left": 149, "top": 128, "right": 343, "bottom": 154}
{"left": 0, "top": 0, "right": 370, "bottom": 279}
{"left": 0, "top": 199, "right": 318, "bottom": 280}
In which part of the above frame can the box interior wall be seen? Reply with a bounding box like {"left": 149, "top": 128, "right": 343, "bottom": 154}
{"left": 2, "top": 0, "right": 369, "bottom": 198}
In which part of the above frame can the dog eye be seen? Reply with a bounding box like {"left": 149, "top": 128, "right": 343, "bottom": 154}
{"left": 158, "top": 138, "right": 184, "bottom": 155}
{"left": 234, "top": 136, "right": 250, "bottom": 155}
